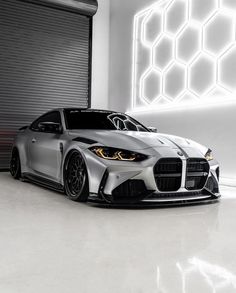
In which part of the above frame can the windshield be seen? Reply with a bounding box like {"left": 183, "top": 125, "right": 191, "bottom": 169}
{"left": 64, "top": 109, "right": 149, "bottom": 132}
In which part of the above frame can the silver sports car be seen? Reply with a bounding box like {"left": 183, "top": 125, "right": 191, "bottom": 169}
{"left": 10, "top": 108, "right": 220, "bottom": 205}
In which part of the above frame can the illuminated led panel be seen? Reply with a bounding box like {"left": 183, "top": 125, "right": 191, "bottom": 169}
{"left": 131, "top": 0, "right": 236, "bottom": 111}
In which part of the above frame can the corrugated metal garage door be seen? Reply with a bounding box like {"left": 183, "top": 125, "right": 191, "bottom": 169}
{"left": 0, "top": 0, "right": 95, "bottom": 169}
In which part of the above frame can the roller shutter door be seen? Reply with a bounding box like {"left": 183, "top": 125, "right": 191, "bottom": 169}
{"left": 0, "top": 0, "right": 95, "bottom": 169}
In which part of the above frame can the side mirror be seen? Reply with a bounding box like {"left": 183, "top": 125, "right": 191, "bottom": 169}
{"left": 148, "top": 126, "right": 158, "bottom": 133}
{"left": 38, "top": 122, "right": 63, "bottom": 134}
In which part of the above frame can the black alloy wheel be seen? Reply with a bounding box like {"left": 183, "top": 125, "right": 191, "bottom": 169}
{"left": 10, "top": 149, "right": 21, "bottom": 179}
{"left": 64, "top": 150, "right": 89, "bottom": 202}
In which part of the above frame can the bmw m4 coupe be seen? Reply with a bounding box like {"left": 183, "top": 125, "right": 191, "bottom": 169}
{"left": 10, "top": 108, "right": 220, "bottom": 205}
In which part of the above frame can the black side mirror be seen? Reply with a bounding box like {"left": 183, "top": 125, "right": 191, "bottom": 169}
{"left": 38, "top": 122, "right": 63, "bottom": 134}
{"left": 148, "top": 126, "right": 158, "bottom": 133}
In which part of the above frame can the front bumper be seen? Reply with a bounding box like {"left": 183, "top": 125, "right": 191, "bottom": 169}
{"left": 88, "top": 169, "right": 220, "bottom": 206}
{"left": 84, "top": 149, "right": 220, "bottom": 206}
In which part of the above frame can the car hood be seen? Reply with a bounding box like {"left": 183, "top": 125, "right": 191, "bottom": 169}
{"left": 68, "top": 130, "right": 208, "bottom": 157}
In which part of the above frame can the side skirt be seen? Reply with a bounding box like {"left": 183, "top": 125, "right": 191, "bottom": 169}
{"left": 22, "top": 172, "right": 64, "bottom": 193}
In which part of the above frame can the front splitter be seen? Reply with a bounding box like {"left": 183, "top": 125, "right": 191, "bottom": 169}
{"left": 87, "top": 193, "right": 221, "bottom": 208}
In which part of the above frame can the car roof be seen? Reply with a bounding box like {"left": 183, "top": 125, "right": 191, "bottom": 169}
{"left": 55, "top": 108, "right": 118, "bottom": 114}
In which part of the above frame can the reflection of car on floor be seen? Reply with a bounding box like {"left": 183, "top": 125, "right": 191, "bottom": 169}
{"left": 10, "top": 108, "right": 220, "bottom": 205}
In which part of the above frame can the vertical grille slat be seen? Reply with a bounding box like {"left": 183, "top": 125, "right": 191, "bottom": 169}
{"left": 154, "top": 158, "right": 182, "bottom": 192}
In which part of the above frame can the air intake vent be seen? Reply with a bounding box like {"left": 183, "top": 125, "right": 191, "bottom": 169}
{"left": 154, "top": 158, "right": 182, "bottom": 192}
{"left": 186, "top": 159, "right": 209, "bottom": 190}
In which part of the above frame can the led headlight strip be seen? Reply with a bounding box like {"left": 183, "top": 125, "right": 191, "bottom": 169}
{"left": 89, "top": 146, "right": 148, "bottom": 162}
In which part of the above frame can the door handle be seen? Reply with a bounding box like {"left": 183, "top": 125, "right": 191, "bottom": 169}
{"left": 32, "top": 138, "right": 37, "bottom": 143}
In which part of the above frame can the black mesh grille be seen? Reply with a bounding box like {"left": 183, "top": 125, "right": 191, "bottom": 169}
{"left": 154, "top": 158, "right": 182, "bottom": 192}
{"left": 112, "top": 180, "right": 150, "bottom": 201}
{"left": 186, "top": 159, "right": 210, "bottom": 190}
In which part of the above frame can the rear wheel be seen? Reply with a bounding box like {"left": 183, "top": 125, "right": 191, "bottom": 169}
{"left": 10, "top": 148, "right": 21, "bottom": 179}
{"left": 64, "top": 150, "right": 89, "bottom": 202}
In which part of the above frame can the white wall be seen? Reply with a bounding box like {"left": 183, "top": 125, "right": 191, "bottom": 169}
{"left": 91, "top": 0, "right": 110, "bottom": 109}
{"left": 108, "top": 0, "right": 155, "bottom": 111}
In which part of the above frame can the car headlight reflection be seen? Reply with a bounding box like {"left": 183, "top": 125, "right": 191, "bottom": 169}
{"left": 205, "top": 149, "right": 214, "bottom": 161}
{"left": 89, "top": 146, "right": 148, "bottom": 162}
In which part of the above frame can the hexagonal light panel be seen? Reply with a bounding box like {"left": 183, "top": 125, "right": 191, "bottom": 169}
{"left": 206, "top": 85, "right": 232, "bottom": 101}
{"left": 176, "top": 24, "right": 201, "bottom": 64}
{"left": 153, "top": 35, "right": 173, "bottom": 70}
{"left": 189, "top": 54, "right": 216, "bottom": 96}
{"left": 219, "top": 46, "right": 236, "bottom": 92}
{"left": 190, "top": 0, "right": 217, "bottom": 22}
{"left": 141, "top": 68, "right": 161, "bottom": 104}
{"left": 221, "top": 0, "right": 236, "bottom": 11}
{"left": 153, "top": 96, "right": 172, "bottom": 106}
{"left": 132, "top": 0, "right": 236, "bottom": 111}
{"left": 176, "top": 91, "right": 199, "bottom": 104}
{"left": 204, "top": 12, "right": 234, "bottom": 55}
{"left": 142, "top": 10, "right": 163, "bottom": 46}
{"left": 164, "top": 63, "right": 185, "bottom": 99}
{"left": 165, "top": 0, "right": 187, "bottom": 34}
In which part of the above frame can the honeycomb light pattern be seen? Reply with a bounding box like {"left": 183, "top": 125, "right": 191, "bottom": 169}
{"left": 132, "top": 0, "right": 236, "bottom": 110}
{"left": 141, "top": 68, "right": 161, "bottom": 103}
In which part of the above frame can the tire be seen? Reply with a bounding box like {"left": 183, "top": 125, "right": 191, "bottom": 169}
{"left": 64, "top": 150, "right": 89, "bottom": 202}
{"left": 10, "top": 148, "right": 21, "bottom": 179}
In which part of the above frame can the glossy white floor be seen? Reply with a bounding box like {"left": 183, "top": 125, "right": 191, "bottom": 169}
{"left": 0, "top": 172, "right": 236, "bottom": 293}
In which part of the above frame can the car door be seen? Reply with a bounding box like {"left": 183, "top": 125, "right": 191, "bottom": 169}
{"left": 28, "top": 111, "right": 63, "bottom": 181}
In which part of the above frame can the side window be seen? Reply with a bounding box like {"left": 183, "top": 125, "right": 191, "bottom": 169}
{"left": 30, "top": 112, "right": 62, "bottom": 132}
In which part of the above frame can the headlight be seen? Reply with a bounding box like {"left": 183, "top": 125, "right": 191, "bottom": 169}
{"left": 89, "top": 146, "right": 148, "bottom": 162}
{"left": 205, "top": 149, "right": 214, "bottom": 161}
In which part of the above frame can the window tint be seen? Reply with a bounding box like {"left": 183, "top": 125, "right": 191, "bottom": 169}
{"left": 64, "top": 109, "right": 148, "bottom": 132}
{"left": 30, "top": 111, "right": 61, "bottom": 132}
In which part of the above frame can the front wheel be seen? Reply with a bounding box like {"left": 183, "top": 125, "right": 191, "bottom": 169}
{"left": 10, "top": 148, "right": 21, "bottom": 179}
{"left": 64, "top": 150, "right": 89, "bottom": 202}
